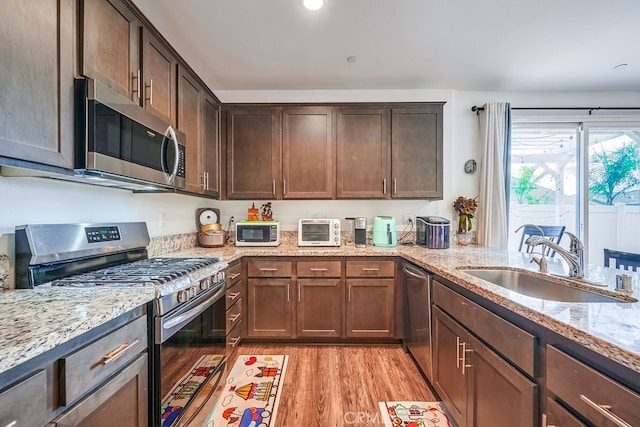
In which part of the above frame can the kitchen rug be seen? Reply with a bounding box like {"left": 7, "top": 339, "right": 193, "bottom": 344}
{"left": 203, "top": 355, "right": 288, "bottom": 427}
{"left": 379, "top": 401, "right": 456, "bottom": 427}
{"left": 161, "top": 354, "right": 225, "bottom": 427}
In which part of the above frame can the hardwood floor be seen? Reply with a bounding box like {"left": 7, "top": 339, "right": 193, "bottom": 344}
{"left": 232, "top": 344, "right": 437, "bottom": 427}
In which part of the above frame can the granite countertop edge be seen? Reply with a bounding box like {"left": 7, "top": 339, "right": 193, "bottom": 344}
{"left": 1, "top": 243, "right": 638, "bottom": 377}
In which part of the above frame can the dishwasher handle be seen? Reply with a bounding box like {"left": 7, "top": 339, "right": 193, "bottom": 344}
{"left": 402, "top": 262, "right": 432, "bottom": 281}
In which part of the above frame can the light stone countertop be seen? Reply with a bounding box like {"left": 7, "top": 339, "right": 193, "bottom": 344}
{"left": 1, "top": 241, "right": 639, "bottom": 377}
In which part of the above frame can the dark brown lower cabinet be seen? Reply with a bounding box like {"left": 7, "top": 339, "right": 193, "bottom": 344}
{"left": 433, "top": 306, "right": 536, "bottom": 427}
{"left": 49, "top": 354, "right": 148, "bottom": 426}
{"left": 247, "top": 278, "right": 292, "bottom": 338}
{"left": 296, "top": 279, "right": 342, "bottom": 338}
{"left": 345, "top": 279, "right": 395, "bottom": 338}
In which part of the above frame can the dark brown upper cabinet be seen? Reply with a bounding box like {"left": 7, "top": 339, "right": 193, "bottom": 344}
{"left": 0, "top": 0, "right": 76, "bottom": 169}
{"left": 82, "top": 0, "right": 177, "bottom": 126}
{"left": 282, "top": 106, "right": 335, "bottom": 199}
{"left": 81, "top": 0, "right": 140, "bottom": 103}
{"left": 202, "top": 94, "right": 221, "bottom": 197}
{"left": 336, "top": 107, "right": 391, "bottom": 198}
{"left": 391, "top": 105, "right": 443, "bottom": 199}
{"left": 224, "top": 106, "right": 282, "bottom": 200}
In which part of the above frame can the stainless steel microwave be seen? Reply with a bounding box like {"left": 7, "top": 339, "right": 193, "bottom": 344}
{"left": 74, "top": 78, "right": 186, "bottom": 190}
{"left": 235, "top": 222, "right": 280, "bottom": 246}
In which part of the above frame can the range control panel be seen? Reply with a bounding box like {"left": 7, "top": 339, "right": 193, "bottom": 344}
{"left": 85, "top": 226, "right": 121, "bottom": 243}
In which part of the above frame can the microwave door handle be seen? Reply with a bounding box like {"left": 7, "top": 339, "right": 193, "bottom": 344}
{"left": 163, "top": 125, "right": 179, "bottom": 183}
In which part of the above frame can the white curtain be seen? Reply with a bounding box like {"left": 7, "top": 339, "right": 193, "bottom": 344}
{"left": 477, "top": 102, "right": 511, "bottom": 248}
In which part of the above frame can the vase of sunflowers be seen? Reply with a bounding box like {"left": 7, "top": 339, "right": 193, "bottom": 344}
{"left": 453, "top": 196, "right": 478, "bottom": 245}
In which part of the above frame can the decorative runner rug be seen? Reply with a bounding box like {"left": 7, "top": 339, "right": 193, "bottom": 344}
{"left": 203, "top": 355, "right": 289, "bottom": 427}
{"left": 379, "top": 401, "right": 456, "bottom": 427}
{"left": 161, "top": 354, "right": 225, "bottom": 427}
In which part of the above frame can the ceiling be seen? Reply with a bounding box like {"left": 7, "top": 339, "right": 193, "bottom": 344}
{"left": 131, "top": 0, "right": 640, "bottom": 92}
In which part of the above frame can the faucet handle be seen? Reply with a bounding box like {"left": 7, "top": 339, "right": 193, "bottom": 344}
{"left": 563, "top": 231, "right": 583, "bottom": 252}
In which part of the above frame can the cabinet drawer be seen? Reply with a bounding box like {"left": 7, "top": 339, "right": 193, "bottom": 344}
{"left": 60, "top": 315, "right": 147, "bottom": 405}
{"left": 346, "top": 260, "right": 394, "bottom": 277}
{"left": 226, "top": 298, "right": 242, "bottom": 332}
{"left": 545, "top": 398, "right": 585, "bottom": 427}
{"left": 546, "top": 345, "right": 640, "bottom": 427}
{"left": 227, "top": 261, "right": 242, "bottom": 284}
{"left": 433, "top": 281, "right": 536, "bottom": 377}
{"left": 0, "top": 370, "right": 48, "bottom": 427}
{"left": 226, "top": 282, "right": 244, "bottom": 308}
{"left": 297, "top": 260, "right": 342, "bottom": 277}
{"left": 247, "top": 259, "right": 292, "bottom": 277}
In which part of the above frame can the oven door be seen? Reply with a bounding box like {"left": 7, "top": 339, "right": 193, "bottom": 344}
{"left": 154, "top": 285, "right": 227, "bottom": 427}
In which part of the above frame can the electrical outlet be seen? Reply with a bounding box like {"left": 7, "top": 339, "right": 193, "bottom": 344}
{"left": 402, "top": 214, "right": 414, "bottom": 225}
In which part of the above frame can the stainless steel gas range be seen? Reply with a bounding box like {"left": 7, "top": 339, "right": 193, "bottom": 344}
{"left": 15, "top": 222, "right": 228, "bottom": 426}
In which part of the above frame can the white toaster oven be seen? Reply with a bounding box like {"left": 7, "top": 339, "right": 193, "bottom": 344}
{"left": 298, "top": 219, "right": 341, "bottom": 247}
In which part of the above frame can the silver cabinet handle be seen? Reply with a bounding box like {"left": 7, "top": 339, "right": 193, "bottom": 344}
{"left": 579, "top": 394, "right": 632, "bottom": 427}
{"left": 228, "top": 273, "right": 241, "bottom": 280}
{"left": 229, "top": 313, "right": 240, "bottom": 322}
{"left": 309, "top": 268, "right": 328, "bottom": 272}
{"left": 132, "top": 69, "right": 141, "bottom": 99}
{"left": 383, "top": 178, "right": 387, "bottom": 195}
{"left": 541, "top": 414, "right": 556, "bottom": 427}
{"left": 4, "top": 421, "right": 17, "bottom": 427}
{"left": 461, "top": 342, "right": 473, "bottom": 375}
{"left": 456, "top": 336, "right": 461, "bottom": 368}
{"left": 229, "top": 337, "right": 241, "bottom": 348}
{"left": 145, "top": 78, "right": 153, "bottom": 106}
{"left": 272, "top": 179, "right": 276, "bottom": 197}
{"left": 393, "top": 178, "right": 397, "bottom": 195}
{"left": 259, "top": 268, "right": 278, "bottom": 272}
{"left": 102, "top": 339, "right": 139, "bottom": 364}
{"left": 283, "top": 178, "right": 286, "bottom": 195}
{"left": 287, "top": 283, "right": 290, "bottom": 302}
{"left": 348, "top": 283, "right": 351, "bottom": 302}
{"left": 298, "top": 282, "right": 301, "bottom": 303}
{"left": 228, "top": 292, "right": 241, "bottom": 300}
{"left": 202, "top": 172, "right": 207, "bottom": 190}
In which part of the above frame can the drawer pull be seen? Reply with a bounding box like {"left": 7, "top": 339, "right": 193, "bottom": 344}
{"left": 309, "top": 268, "right": 328, "bottom": 272}
{"left": 228, "top": 273, "right": 241, "bottom": 280}
{"left": 456, "top": 336, "right": 461, "bottom": 368}
{"left": 102, "top": 339, "right": 139, "bottom": 364}
{"left": 462, "top": 343, "right": 473, "bottom": 375}
{"left": 230, "top": 337, "right": 241, "bottom": 347}
{"left": 361, "top": 268, "right": 380, "bottom": 272}
{"left": 228, "top": 292, "right": 241, "bottom": 300}
{"left": 229, "top": 313, "right": 240, "bottom": 322}
{"left": 579, "top": 394, "right": 632, "bottom": 427}
{"left": 259, "top": 268, "right": 278, "bottom": 272}
{"left": 4, "top": 421, "right": 17, "bottom": 427}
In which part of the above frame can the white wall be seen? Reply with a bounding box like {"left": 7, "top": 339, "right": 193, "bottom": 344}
{"left": 2, "top": 89, "right": 639, "bottom": 259}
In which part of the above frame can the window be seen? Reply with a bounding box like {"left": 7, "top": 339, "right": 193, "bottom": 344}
{"left": 509, "top": 119, "right": 640, "bottom": 267}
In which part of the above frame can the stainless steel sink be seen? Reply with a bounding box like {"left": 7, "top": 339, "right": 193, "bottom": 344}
{"left": 459, "top": 268, "right": 636, "bottom": 303}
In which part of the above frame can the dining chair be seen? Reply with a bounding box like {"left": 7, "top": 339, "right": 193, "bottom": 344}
{"left": 517, "top": 225, "right": 566, "bottom": 257}
{"left": 604, "top": 249, "right": 640, "bottom": 272}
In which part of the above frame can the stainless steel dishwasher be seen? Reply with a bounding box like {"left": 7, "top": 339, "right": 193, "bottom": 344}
{"left": 402, "top": 261, "right": 434, "bottom": 382}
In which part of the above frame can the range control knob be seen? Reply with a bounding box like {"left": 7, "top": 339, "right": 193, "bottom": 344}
{"left": 200, "top": 277, "right": 211, "bottom": 290}
{"left": 177, "top": 290, "right": 189, "bottom": 303}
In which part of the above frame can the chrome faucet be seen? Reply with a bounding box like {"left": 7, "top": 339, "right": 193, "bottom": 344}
{"left": 515, "top": 224, "right": 548, "bottom": 273}
{"left": 525, "top": 231, "right": 584, "bottom": 279}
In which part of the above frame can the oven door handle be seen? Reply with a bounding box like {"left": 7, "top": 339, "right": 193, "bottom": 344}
{"left": 157, "top": 284, "right": 225, "bottom": 344}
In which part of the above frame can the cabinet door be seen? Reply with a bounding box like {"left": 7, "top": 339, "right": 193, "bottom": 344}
{"left": 391, "top": 105, "right": 443, "bottom": 198}
{"left": 336, "top": 107, "right": 390, "bottom": 198}
{"left": 203, "top": 94, "right": 221, "bottom": 197}
{"left": 50, "top": 354, "right": 148, "bottom": 427}
{"left": 247, "top": 278, "right": 292, "bottom": 338}
{"left": 345, "top": 279, "right": 394, "bottom": 338}
{"left": 467, "top": 333, "right": 537, "bottom": 427}
{"left": 432, "top": 307, "right": 468, "bottom": 427}
{"left": 225, "top": 107, "right": 281, "bottom": 199}
{"left": 282, "top": 107, "right": 334, "bottom": 199}
{"left": 0, "top": 0, "right": 75, "bottom": 169}
{"left": 177, "top": 67, "right": 204, "bottom": 194}
{"left": 297, "top": 279, "right": 342, "bottom": 338}
{"left": 82, "top": 0, "right": 140, "bottom": 102}
{"left": 141, "top": 29, "right": 177, "bottom": 125}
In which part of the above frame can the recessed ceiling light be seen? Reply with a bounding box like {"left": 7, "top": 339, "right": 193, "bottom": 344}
{"left": 303, "top": 0, "right": 324, "bottom": 11}
{"left": 347, "top": 56, "right": 357, "bottom": 63}
{"left": 613, "top": 63, "right": 628, "bottom": 69}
